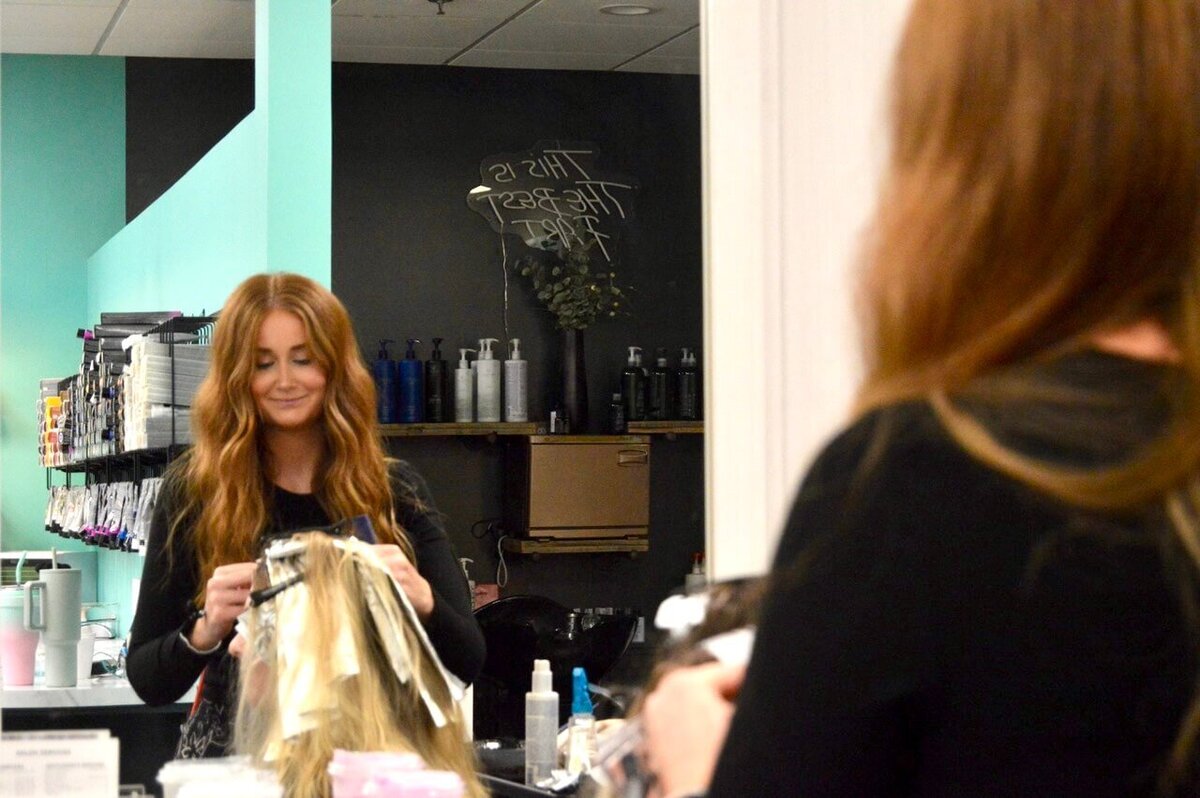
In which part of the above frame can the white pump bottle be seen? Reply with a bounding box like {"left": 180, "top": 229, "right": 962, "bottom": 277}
{"left": 455, "top": 348, "right": 476, "bottom": 422}
{"left": 504, "top": 338, "right": 528, "bottom": 422}
{"left": 476, "top": 338, "right": 502, "bottom": 422}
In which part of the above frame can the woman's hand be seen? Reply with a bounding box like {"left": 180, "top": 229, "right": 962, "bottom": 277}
{"left": 373, "top": 544, "right": 434, "bottom": 620}
{"left": 190, "top": 562, "right": 257, "bottom": 651}
{"left": 642, "top": 662, "right": 746, "bottom": 798}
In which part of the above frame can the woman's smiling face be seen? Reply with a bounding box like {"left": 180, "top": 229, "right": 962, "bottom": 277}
{"left": 251, "top": 309, "right": 327, "bottom": 433}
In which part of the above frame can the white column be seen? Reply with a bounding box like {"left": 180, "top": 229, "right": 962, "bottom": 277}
{"left": 702, "top": 0, "right": 911, "bottom": 580}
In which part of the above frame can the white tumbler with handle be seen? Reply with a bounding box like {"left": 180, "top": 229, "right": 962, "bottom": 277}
{"left": 24, "top": 567, "right": 81, "bottom": 687}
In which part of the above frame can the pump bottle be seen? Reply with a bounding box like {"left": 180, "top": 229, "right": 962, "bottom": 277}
{"left": 458, "top": 557, "right": 476, "bottom": 609}
{"left": 621, "top": 346, "right": 645, "bottom": 422}
{"left": 525, "top": 659, "right": 558, "bottom": 786}
{"left": 648, "top": 347, "right": 674, "bottom": 420}
{"left": 503, "top": 338, "right": 528, "bottom": 422}
{"left": 373, "top": 339, "right": 398, "bottom": 424}
{"left": 566, "top": 666, "right": 598, "bottom": 776}
{"left": 677, "top": 347, "right": 700, "bottom": 421}
{"left": 685, "top": 551, "right": 707, "bottom": 594}
{"left": 608, "top": 392, "right": 626, "bottom": 434}
{"left": 425, "top": 337, "right": 449, "bottom": 423}
{"left": 454, "top": 349, "right": 476, "bottom": 422}
{"left": 476, "top": 338, "right": 502, "bottom": 423}
{"left": 398, "top": 339, "right": 425, "bottom": 423}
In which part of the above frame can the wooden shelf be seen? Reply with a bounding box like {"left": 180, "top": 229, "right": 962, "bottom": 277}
{"left": 379, "top": 422, "right": 538, "bottom": 437}
{"left": 501, "top": 537, "right": 649, "bottom": 556}
{"left": 626, "top": 421, "right": 704, "bottom": 436}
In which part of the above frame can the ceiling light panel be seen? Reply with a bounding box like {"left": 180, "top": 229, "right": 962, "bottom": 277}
{"left": 476, "top": 21, "right": 684, "bottom": 55}
{"left": 519, "top": 0, "right": 697, "bottom": 27}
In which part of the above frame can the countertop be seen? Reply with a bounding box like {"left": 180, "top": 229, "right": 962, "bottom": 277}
{"left": 2, "top": 676, "right": 195, "bottom": 710}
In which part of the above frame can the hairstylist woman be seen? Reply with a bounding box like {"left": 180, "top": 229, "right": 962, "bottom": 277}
{"left": 644, "top": 1, "right": 1200, "bottom": 795}
{"left": 127, "top": 272, "right": 484, "bottom": 758}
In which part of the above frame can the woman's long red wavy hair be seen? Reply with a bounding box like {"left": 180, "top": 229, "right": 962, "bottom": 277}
{"left": 168, "top": 272, "right": 412, "bottom": 604}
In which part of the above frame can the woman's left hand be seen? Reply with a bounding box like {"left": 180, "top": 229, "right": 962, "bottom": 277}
{"left": 373, "top": 544, "right": 434, "bottom": 620}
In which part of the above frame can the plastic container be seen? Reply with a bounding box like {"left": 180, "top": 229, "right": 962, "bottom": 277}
{"left": 621, "top": 347, "right": 645, "bottom": 422}
{"left": 566, "top": 666, "right": 598, "bottom": 776}
{"left": 608, "top": 392, "right": 626, "bottom": 435}
{"left": 475, "top": 338, "right": 502, "bottom": 423}
{"left": 373, "top": 339, "right": 398, "bottom": 424}
{"left": 327, "top": 749, "right": 424, "bottom": 797}
{"left": 524, "top": 658, "right": 558, "bottom": 786}
{"left": 399, "top": 339, "right": 425, "bottom": 423}
{"left": 454, "top": 349, "right": 476, "bottom": 422}
{"left": 648, "top": 348, "right": 674, "bottom": 420}
{"left": 368, "top": 770, "right": 464, "bottom": 797}
{"left": 158, "top": 757, "right": 278, "bottom": 798}
{"left": 677, "top": 347, "right": 700, "bottom": 420}
{"left": 684, "top": 551, "right": 707, "bottom": 594}
{"left": 425, "top": 338, "right": 449, "bottom": 423}
{"left": 503, "top": 338, "right": 528, "bottom": 423}
{"left": 0, "top": 585, "right": 38, "bottom": 686}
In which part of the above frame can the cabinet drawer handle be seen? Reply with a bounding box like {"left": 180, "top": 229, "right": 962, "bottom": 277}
{"left": 617, "top": 450, "right": 648, "bottom": 466}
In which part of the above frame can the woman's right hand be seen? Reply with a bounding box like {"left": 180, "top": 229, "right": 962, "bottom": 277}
{"left": 189, "top": 562, "right": 257, "bottom": 651}
{"left": 642, "top": 662, "right": 746, "bottom": 798}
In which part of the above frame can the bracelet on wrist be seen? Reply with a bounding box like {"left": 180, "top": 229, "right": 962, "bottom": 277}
{"left": 179, "top": 609, "right": 222, "bottom": 656}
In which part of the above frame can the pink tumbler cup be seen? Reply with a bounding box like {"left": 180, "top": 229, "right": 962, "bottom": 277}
{"left": 0, "top": 586, "right": 39, "bottom": 686}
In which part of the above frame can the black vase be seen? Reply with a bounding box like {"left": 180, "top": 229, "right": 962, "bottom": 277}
{"left": 562, "top": 328, "right": 588, "bottom": 432}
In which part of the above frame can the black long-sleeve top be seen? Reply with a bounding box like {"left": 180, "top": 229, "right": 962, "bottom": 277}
{"left": 127, "top": 460, "right": 484, "bottom": 710}
{"left": 709, "top": 351, "right": 1194, "bottom": 796}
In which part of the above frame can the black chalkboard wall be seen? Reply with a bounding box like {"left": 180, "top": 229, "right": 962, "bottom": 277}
{"left": 125, "top": 59, "right": 704, "bottom": 679}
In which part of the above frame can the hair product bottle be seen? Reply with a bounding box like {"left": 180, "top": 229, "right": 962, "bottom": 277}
{"left": 608, "top": 392, "right": 626, "bottom": 434}
{"left": 503, "top": 338, "right": 528, "bottom": 422}
{"left": 648, "top": 347, "right": 674, "bottom": 421}
{"left": 566, "top": 666, "right": 598, "bottom": 776}
{"left": 677, "top": 347, "right": 700, "bottom": 421}
{"left": 425, "top": 337, "right": 449, "bottom": 423}
{"left": 685, "top": 551, "right": 707, "bottom": 593}
{"left": 454, "top": 348, "right": 475, "bottom": 422}
{"left": 525, "top": 659, "right": 558, "bottom": 786}
{"left": 373, "top": 339, "right": 398, "bottom": 424}
{"left": 475, "top": 338, "right": 502, "bottom": 423}
{"left": 398, "top": 339, "right": 425, "bottom": 423}
{"left": 621, "top": 346, "right": 645, "bottom": 422}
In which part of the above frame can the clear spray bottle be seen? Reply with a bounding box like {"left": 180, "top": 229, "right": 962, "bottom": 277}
{"left": 566, "top": 666, "right": 598, "bottom": 776}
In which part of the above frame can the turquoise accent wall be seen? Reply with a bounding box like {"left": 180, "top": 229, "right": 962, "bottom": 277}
{"left": 0, "top": 55, "right": 126, "bottom": 554}
{"left": 88, "top": 0, "right": 332, "bottom": 319}
{"left": 87, "top": 114, "right": 267, "bottom": 320}
{"left": 258, "top": 0, "right": 333, "bottom": 276}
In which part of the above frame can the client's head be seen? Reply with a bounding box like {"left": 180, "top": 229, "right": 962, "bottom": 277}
{"left": 233, "top": 531, "right": 484, "bottom": 798}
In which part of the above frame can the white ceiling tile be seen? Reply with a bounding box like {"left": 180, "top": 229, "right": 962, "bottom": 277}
{"left": 0, "top": 35, "right": 98, "bottom": 55}
{"left": 615, "top": 54, "right": 696, "bottom": 74}
{"left": 333, "top": 0, "right": 530, "bottom": 21}
{"left": 452, "top": 47, "right": 619, "bottom": 71}
{"left": 99, "top": 38, "right": 253, "bottom": 58}
{"left": 333, "top": 44, "right": 460, "bottom": 64}
{"left": 0, "top": 0, "right": 117, "bottom": 6}
{"left": 0, "top": 5, "right": 115, "bottom": 44}
{"left": 0, "top": 0, "right": 703, "bottom": 73}
{"left": 519, "top": 0, "right": 698, "bottom": 28}
{"left": 647, "top": 24, "right": 695, "bottom": 57}
{"left": 106, "top": 1, "right": 254, "bottom": 45}
{"left": 333, "top": 14, "right": 494, "bottom": 49}
{"left": 478, "top": 21, "right": 682, "bottom": 55}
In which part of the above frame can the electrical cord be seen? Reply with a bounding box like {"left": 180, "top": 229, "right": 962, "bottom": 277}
{"left": 470, "top": 518, "right": 502, "bottom": 540}
{"left": 496, "top": 534, "right": 509, "bottom": 588}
